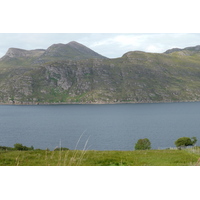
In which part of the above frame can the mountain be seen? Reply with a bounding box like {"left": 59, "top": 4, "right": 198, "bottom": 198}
{"left": 1, "top": 42, "right": 200, "bottom": 104}
{"left": 0, "top": 41, "right": 106, "bottom": 65}
{"left": 2, "top": 48, "right": 45, "bottom": 59}
{"left": 35, "top": 41, "right": 106, "bottom": 63}
{"left": 164, "top": 45, "right": 200, "bottom": 55}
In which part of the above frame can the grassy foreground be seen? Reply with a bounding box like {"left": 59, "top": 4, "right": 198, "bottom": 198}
{"left": 0, "top": 148, "right": 200, "bottom": 166}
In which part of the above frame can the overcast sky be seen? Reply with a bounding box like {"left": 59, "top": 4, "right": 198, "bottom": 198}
{"left": 0, "top": 33, "right": 200, "bottom": 59}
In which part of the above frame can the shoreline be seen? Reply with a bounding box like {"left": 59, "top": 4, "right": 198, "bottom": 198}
{"left": 0, "top": 99, "right": 200, "bottom": 105}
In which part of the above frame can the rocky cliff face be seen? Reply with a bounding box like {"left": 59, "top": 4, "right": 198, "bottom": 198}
{"left": 1, "top": 42, "right": 200, "bottom": 104}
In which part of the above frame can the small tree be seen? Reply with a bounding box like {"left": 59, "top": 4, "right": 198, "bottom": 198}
{"left": 175, "top": 137, "right": 197, "bottom": 148}
{"left": 135, "top": 138, "right": 151, "bottom": 150}
{"left": 14, "top": 143, "right": 28, "bottom": 151}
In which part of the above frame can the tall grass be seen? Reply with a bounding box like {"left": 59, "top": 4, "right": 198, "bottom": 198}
{"left": 0, "top": 130, "right": 91, "bottom": 166}
{"left": 48, "top": 130, "right": 91, "bottom": 166}
{"left": 185, "top": 146, "right": 200, "bottom": 166}
{"left": 68, "top": 129, "right": 91, "bottom": 166}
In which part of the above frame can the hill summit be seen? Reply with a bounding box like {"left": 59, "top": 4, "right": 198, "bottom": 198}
{"left": 39, "top": 41, "right": 106, "bottom": 62}
{"left": 0, "top": 41, "right": 106, "bottom": 63}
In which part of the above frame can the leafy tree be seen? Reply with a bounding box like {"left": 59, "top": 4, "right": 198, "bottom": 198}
{"left": 175, "top": 137, "right": 197, "bottom": 148}
{"left": 14, "top": 143, "right": 28, "bottom": 151}
{"left": 135, "top": 138, "right": 151, "bottom": 150}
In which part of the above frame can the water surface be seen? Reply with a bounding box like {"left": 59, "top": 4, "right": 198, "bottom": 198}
{"left": 0, "top": 102, "right": 200, "bottom": 150}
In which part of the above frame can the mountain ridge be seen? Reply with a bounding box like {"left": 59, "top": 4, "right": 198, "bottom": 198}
{"left": 164, "top": 45, "right": 200, "bottom": 54}
{"left": 0, "top": 41, "right": 106, "bottom": 62}
{"left": 0, "top": 48, "right": 46, "bottom": 60}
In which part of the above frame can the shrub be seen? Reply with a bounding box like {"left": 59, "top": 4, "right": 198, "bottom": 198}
{"left": 54, "top": 147, "right": 69, "bottom": 151}
{"left": 14, "top": 143, "right": 29, "bottom": 151}
{"left": 175, "top": 137, "right": 197, "bottom": 148}
{"left": 0, "top": 146, "right": 14, "bottom": 151}
{"left": 135, "top": 138, "right": 151, "bottom": 150}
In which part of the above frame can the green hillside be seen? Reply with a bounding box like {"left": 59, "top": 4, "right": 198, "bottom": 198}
{"left": 1, "top": 42, "right": 200, "bottom": 104}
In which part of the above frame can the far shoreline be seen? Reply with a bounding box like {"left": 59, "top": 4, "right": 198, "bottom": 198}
{"left": 0, "top": 99, "right": 200, "bottom": 105}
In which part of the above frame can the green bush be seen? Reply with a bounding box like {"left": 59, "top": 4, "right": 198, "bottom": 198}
{"left": 0, "top": 146, "right": 14, "bottom": 151}
{"left": 54, "top": 147, "right": 69, "bottom": 151}
{"left": 175, "top": 137, "right": 197, "bottom": 148}
{"left": 135, "top": 138, "right": 151, "bottom": 150}
{"left": 14, "top": 143, "right": 33, "bottom": 151}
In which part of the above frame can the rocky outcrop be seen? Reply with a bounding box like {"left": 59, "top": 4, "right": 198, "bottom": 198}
{"left": 3, "top": 48, "right": 45, "bottom": 58}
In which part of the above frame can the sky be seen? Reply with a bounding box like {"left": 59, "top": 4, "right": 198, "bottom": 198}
{"left": 1, "top": 33, "right": 200, "bottom": 59}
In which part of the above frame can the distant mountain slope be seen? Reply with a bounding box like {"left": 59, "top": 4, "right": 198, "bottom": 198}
{"left": 0, "top": 41, "right": 106, "bottom": 67}
{"left": 2, "top": 48, "right": 45, "bottom": 58}
{"left": 164, "top": 45, "right": 200, "bottom": 55}
{"left": 36, "top": 41, "right": 106, "bottom": 63}
{"left": 1, "top": 42, "right": 200, "bottom": 104}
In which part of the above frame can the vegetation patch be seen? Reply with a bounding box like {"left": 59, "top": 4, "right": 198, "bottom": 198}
{"left": 0, "top": 144, "right": 199, "bottom": 166}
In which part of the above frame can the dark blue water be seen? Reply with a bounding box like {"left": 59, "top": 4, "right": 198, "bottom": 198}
{"left": 0, "top": 102, "right": 200, "bottom": 150}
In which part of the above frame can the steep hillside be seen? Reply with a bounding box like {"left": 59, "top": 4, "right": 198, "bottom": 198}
{"left": 1, "top": 42, "right": 200, "bottom": 104}
{"left": 0, "top": 41, "right": 106, "bottom": 67}
{"left": 35, "top": 41, "right": 106, "bottom": 63}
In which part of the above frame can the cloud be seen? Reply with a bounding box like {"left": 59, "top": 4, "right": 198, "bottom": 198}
{"left": 90, "top": 34, "right": 141, "bottom": 48}
{"left": 89, "top": 34, "right": 167, "bottom": 57}
{"left": 145, "top": 45, "right": 162, "bottom": 53}
{"left": 90, "top": 39, "right": 114, "bottom": 48}
{"left": 89, "top": 33, "right": 200, "bottom": 57}
{"left": 1, "top": 33, "right": 200, "bottom": 58}
{"left": 112, "top": 35, "right": 145, "bottom": 47}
